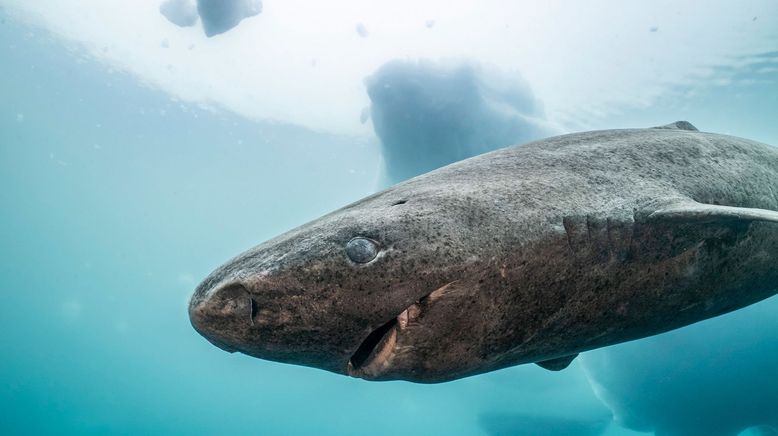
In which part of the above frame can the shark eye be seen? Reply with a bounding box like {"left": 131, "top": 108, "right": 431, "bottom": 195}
{"left": 346, "top": 237, "right": 379, "bottom": 264}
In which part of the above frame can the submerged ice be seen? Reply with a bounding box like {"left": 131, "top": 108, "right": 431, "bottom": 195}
{"left": 582, "top": 298, "right": 778, "bottom": 436}
{"left": 160, "top": 0, "right": 263, "bottom": 37}
{"left": 365, "top": 59, "right": 557, "bottom": 185}
{"left": 197, "top": 0, "right": 262, "bottom": 37}
{"left": 159, "top": 0, "right": 198, "bottom": 27}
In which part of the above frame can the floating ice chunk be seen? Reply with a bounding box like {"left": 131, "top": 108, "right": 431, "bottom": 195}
{"left": 160, "top": 38, "right": 170, "bottom": 48}
{"left": 159, "top": 0, "right": 198, "bottom": 27}
{"left": 197, "top": 0, "right": 262, "bottom": 37}
{"left": 365, "top": 59, "right": 558, "bottom": 185}
{"left": 16, "top": 112, "right": 24, "bottom": 122}
{"left": 649, "top": 25, "right": 659, "bottom": 32}
{"left": 355, "top": 22, "right": 369, "bottom": 38}
{"left": 425, "top": 19, "right": 436, "bottom": 28}
{"left": 359, "top": 107, "right": 370, "bottom": 124}
{"left": 581, "top": 297, "right": 778, "bottom": 436}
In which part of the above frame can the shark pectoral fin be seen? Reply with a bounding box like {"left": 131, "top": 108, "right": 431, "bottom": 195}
{"left": 535, "top": 353, "right": 578, "bottom": 371}
{"left": 651, "top": 121, "right": 699, "bottom": 131}
{"left": 647, "top": 201, "right": 778, "bottom": 225}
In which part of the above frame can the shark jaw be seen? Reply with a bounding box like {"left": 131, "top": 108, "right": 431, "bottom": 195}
{"left": 347, "top": 281, "right": 460, "bottom": 380}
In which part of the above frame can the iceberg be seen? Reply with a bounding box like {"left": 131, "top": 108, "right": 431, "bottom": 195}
{"left": 365, "top": 59, "right": 557, "bottom": 185}
{"left": 159, "top": 0, "right": 198, "bottom": 28}
{"left": 197, "top": 0, "right": 262, "bottom": 37}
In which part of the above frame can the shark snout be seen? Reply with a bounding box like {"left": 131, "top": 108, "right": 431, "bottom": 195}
{"left": 189, "top": 282, "right": 254, "bottom": 353}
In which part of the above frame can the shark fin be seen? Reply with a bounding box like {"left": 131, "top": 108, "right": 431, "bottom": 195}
{"left": 647, "top": 200, "right": 778, "bottom": 225}
{"left": 536, "top": 353, "right": 578, "bottom": 371}
{"left": 652, "top": 121, "right": 699, "bottom": 131}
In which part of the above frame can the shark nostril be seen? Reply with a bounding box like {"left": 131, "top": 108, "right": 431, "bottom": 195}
{"left": 209, "top": 284, "right": 250, "bottom": 314}
{"left": 188, "top": 282, "right": 252, "bottom": 345}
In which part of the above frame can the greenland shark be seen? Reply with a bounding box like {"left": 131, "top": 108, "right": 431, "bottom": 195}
{"left": 189, "top": 121, "right": 778, "bottom": 383}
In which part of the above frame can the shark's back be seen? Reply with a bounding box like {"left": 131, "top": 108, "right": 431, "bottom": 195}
{"left": 397, "top": 124, "right": 778, "bottom": 217}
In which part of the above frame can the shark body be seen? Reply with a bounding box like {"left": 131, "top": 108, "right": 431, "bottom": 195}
{"left": 190, "top": 122, "right": 778, "bottom": 383}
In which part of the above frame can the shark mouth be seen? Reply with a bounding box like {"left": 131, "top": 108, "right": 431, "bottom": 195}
{"left": 346, "top": 281, "right": 458, "bottom": 379}
{"left": 347, "top": 304, "right": 416, "bottom": 379}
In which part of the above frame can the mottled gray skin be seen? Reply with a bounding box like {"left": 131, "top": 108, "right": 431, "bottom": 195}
{"left": 189, "top": 123, "right": 778, "bottom": 383}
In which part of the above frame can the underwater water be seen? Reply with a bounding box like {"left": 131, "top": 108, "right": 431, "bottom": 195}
{"left": 1, "top": 2, "right": 777, "bottom": 435}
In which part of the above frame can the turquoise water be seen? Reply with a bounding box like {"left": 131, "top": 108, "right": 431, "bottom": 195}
{"left": 1, "top": 4, "right": 777, "bottom": 436}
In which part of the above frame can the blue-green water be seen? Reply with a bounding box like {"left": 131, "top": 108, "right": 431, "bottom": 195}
{"left": 1, "top": 5, "right": 777, "bottom": 436}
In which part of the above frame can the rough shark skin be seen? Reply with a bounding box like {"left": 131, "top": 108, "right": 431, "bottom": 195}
{"left": 189, "top": 122, "right": 778, "bottom": 383}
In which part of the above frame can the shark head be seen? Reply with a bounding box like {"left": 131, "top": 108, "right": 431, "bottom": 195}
{"left": 189, "top": 184, "right": 497, "bottom": 383}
